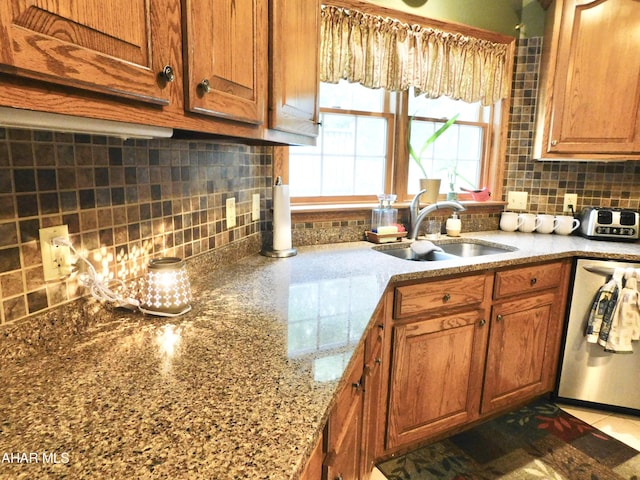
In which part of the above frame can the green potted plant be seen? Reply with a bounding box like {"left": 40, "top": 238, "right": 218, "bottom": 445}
{"left": 408, "top": 113, "right": 459, "bottom": 203}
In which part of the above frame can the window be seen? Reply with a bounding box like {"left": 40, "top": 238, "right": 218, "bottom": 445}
{"left": 289, "top": 81, "right": 394, "bottom": 202}
{"left": 407, "top": 91, "right": 489, "bottom": 195}
{"left": 288, "top": 80, "right": 501, "bottom": 205}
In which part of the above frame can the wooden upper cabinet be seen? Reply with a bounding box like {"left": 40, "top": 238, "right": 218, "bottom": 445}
{"left": 268, "top": 0, "right": 320, "bottom": 138}
{"left": 183, "top": 0, "right": 266, "bottom": 125}
{"left": 0, "top": 1, "right": 174, "bottom": 106}
{"left": 534, "top": 0, "right": 640, "bottom": 159}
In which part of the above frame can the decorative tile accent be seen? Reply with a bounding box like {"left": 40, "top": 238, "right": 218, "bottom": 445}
{"left": 0, "top": 130, "right": 272, "bottom": 325}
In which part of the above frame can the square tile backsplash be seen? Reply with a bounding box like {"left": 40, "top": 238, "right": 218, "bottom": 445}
{"left": 0, "top": 131, "right": 272, "bottom": 324}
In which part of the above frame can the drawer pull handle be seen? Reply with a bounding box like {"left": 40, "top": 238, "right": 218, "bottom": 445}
{"left": 497, "top": 314, "right": 504, "bottom": 322}
{"left": 443, "top": 293, "right": 451, "bottom": 302}
{"left": 160, "top": 65, "right": 175, "bottom": 83}
{"left": 199, "top": 78, "right": 212, "bottom": 94}
{"left": 530, "top": 277, "right": 537, "bottom": 286}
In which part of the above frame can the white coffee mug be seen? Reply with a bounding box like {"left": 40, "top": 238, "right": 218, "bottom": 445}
{"left": 554, "top": 215, "right": 580, "bottom": 235}
{"left": 518, "top": 213, "right": 537, "bottom": 233}
{"left": 535, "top": 214, "right": 556, "bottom": 234}
{"left": 500, "top": 212, "right": 522, "bottom": 232}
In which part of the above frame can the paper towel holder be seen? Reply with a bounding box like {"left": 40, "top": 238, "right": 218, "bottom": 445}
{"left": 261, "top": 247, "right": 297, "bottom": 258}
{"left": 261, "top": 176, "right": 297, "bottom": 258}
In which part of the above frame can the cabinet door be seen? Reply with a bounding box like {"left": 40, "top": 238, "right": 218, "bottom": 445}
{"left": 184, "top": 0, "right": 266, "bottom": 125}
{"left": 482, "top": 293, "right": 557, "bottom": 414}
{"left": 269, "top": 0, "right": 320, "bottom": 137}
{"left": 361, "top": 311, "right": 385, "bottom": 476}
{"left": 325, "top": 349, "right": 364, "bottom": 480}
{"left": 0, "top": 0, "right": 174, "bottom": 105}
{"left": 386, "top": 311, "right": 488, "bottom": 450}
{"left": 545, "top": 0, "right": 640, "bottom": 154}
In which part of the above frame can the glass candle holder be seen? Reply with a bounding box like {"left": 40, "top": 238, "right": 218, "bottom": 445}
{"left": 139, "top": 257, "right": 192, "bottom": 316}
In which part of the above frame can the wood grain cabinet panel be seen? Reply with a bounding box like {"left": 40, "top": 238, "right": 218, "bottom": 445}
{"left": 493, "top": 262, "right": 564, "bottom": 299}
{"left": 0, "top": 0, "right": 175, "bottom": 105}
{"left": 183, "top": 0, "right": 267, "bottom": 125}
{"left": 534, "top": 0, "right": 640, "bottom": 159}
{"left": 482, "top": 293, "right": 556, "bottom": 414}
{"left": 268, "top": 0, "right": 320, "bottom": 138}
{"left": 386, "top": 310, "right": 489, "bottom": 450}
{"left": 324, "top": 348, "right": 365, "bottom": 480}
{"left": 394, "top": 275, "right": 487, "bottom": 319}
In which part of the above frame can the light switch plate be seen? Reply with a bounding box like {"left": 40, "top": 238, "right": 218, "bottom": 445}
{"left": 39, "top": 225, "right": 70, "bottom": 281}
{"left": 563, "top": 193, "right": 578, "bottom": 213}
{"left": 506, "top": 191, "right": 528, "bottom": 210}
{"left": 226, "top": 197, "right": 236, "bottom": 228}
{"left": 251, "top": 193, "right": 260, "bottom": 221}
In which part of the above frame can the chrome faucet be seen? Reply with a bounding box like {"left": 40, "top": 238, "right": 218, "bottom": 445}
{"left": 408, "top": 190, "right": 466, "bottom": 240}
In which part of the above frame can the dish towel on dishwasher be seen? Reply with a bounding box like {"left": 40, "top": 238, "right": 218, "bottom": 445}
{"left": 586, "top": 268, "right": 640, "bottom": 353}
{"left": 585, "top": 269, "right": 622, "bottom": 345}
{"left": 602, "top": 270, "right": 640, "bottom": 353}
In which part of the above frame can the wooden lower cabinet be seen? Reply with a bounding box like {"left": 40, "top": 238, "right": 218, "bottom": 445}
{"left": 303, "top": 260, "right": 571, "bottom": 478}
{"left": 386, "top": 310, "right": 488, "bottom": 450}
{"left": 382, "top": 260, "right": 570, "bottom": 456}
{"left": 482, "top": 292, "right": 558, "bottom": 414}
{"left": 324, "top": 348, "right": 365, "bottom": 480}
{"left": 482, "top": 261, "right": 570, "bottom": 414}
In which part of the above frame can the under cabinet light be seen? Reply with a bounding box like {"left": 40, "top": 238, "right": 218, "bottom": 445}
{"left": 0, "top": 107, "right": 173, "bottom": 140}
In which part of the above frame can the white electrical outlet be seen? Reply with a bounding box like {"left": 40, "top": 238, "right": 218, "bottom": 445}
{"left": 39, "top": 225, "right": 71, "bottom": 281}
{"left": 226, "top": 197, "right": 236, "bottom": 228}
{"left": 563, "top": 193, "right": 578, "bottom": 213}
{"left": 506, "top": 191, "right": 528, "bottom": 210}
{"left": 251, "top": 193, "right": 260, "bottom": 221}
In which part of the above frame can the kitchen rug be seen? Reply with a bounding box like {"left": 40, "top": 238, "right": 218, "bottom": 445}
{"left": 376, "top": 398, "right": 640, "bottom": 479}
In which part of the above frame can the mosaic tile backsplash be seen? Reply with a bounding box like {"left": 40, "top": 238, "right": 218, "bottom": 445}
{"left": 0, "top": 131, "right": 272, "bottom": 324}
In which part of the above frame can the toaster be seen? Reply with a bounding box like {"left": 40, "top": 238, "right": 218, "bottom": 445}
{"left": 579, "top": 207, "right": 640, "bottom": 241}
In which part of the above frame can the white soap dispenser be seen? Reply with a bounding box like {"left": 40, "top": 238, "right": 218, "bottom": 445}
{"left": 446, "top": 212, "right": 461, "bottom": 237}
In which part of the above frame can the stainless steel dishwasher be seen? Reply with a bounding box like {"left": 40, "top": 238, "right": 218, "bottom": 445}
{"left": 556, "top": 258, "right": 640, "bottom": 414}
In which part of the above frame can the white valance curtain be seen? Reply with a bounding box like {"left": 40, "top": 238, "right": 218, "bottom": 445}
{"left": 320, "top": 5, "right": 511, "bottom": 106}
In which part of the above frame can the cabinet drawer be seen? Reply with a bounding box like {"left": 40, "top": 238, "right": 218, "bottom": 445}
{"left": 394, "top": 274, "right": 487, "bottom": 319}
{"left": 494, "top": 262, "right": 564, "bottom": 299}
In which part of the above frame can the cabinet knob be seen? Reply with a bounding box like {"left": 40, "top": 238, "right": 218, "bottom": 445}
{"left": 160, "top": 65, "right": 175, "bottom": 83}
{"left": 496, "top": 314, "right": 504, "bottom": 322}
{"left": 377, "top": 323, "right": 384, "bottom": 330}
{"left": 199, "top": 79, "right": 212, "bottom": 94}
{"left": 530, "top": 277, "right": 537, "bottom": 286}
{"left": 479, "top": 319, "right": 486, "bottom": 326}
{"left": 375, "top": 357, "right": 382, "bottom": 365}
{"left": 442, "top": 293, "right": 451, "bottom": 302}
{"left": 334, "top": 476, "right": 343, "bottom": 480}
{"left": 551, "top": 139, "right": 558, "bottom": 146}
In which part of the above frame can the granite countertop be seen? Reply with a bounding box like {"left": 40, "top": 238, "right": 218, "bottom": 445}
{"left": 2, "top": 231, "right": 640, "bottom": 479}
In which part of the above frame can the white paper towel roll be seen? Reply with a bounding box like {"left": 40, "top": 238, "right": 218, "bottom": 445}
{"left": 273, "top": 184, "right": 292, "bottom": 251}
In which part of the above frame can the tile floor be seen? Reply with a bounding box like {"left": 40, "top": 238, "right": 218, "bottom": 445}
{"left": 370, "top": 403, "right": 640, "bottom": 480}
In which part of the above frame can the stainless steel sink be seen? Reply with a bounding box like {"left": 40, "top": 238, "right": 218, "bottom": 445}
{"left": 373, "top": 239, "right": 516, "bottom": 262}
{"left": 438, "top": 241, "right": 515, "bottom": 257}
